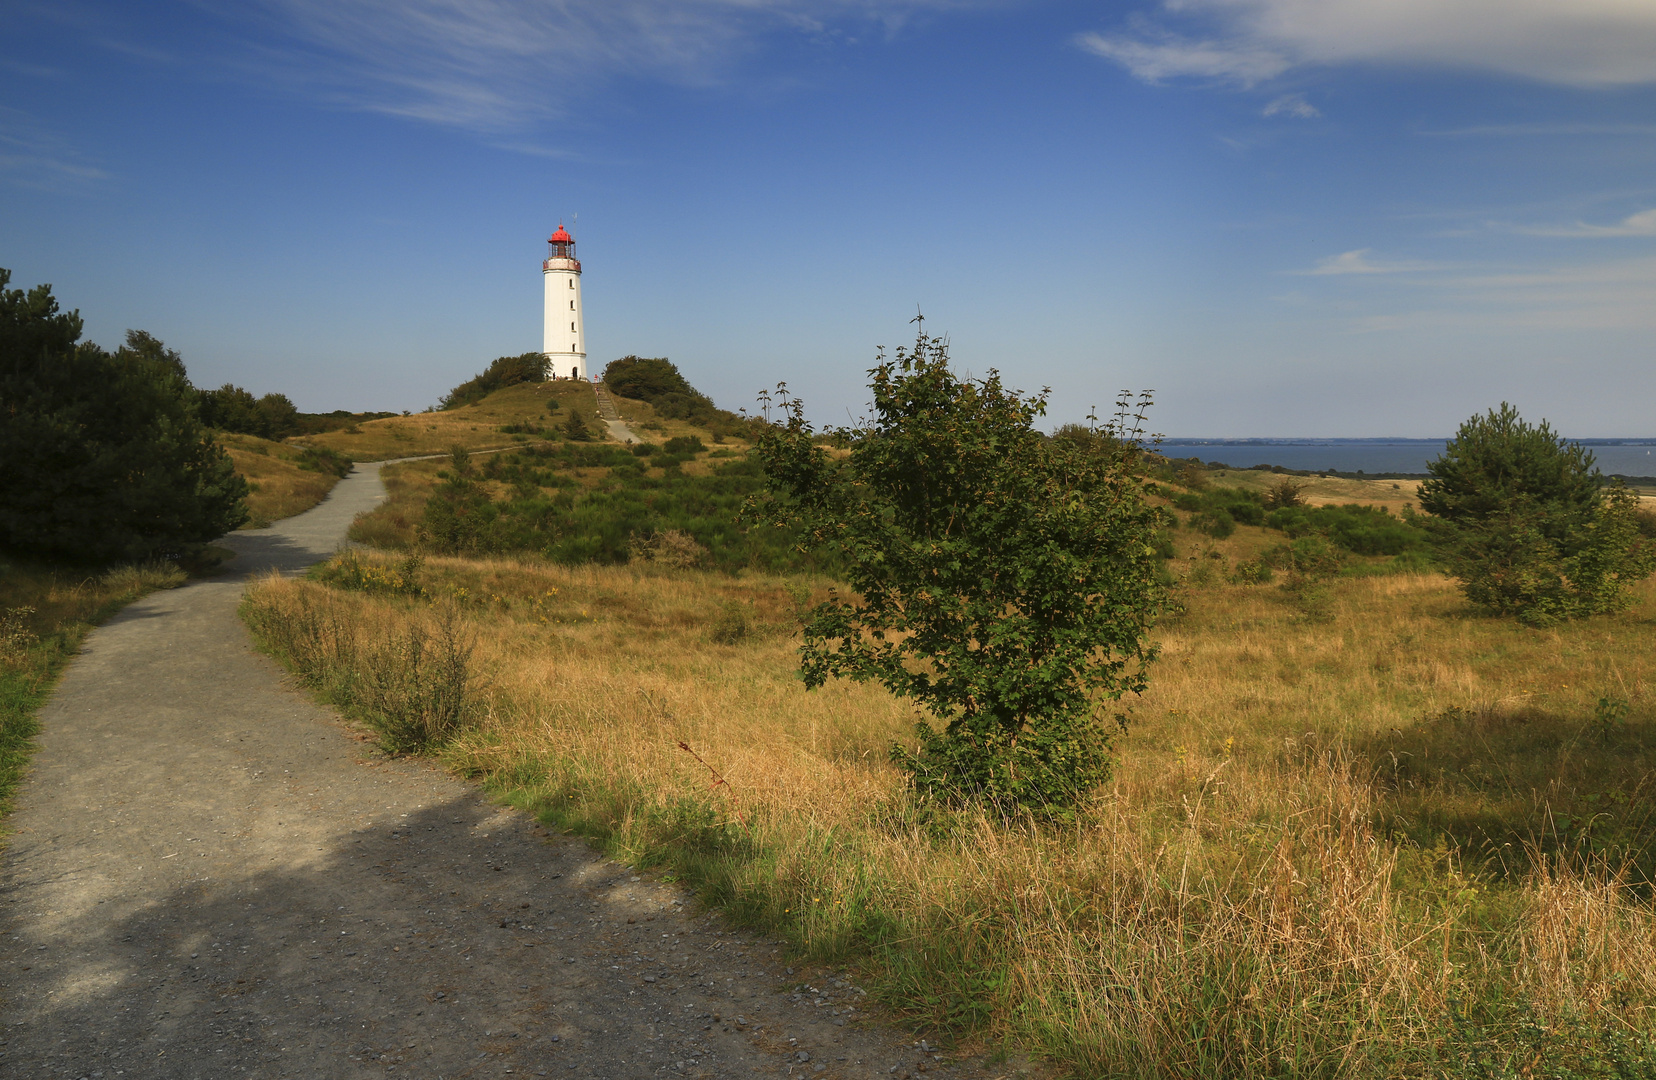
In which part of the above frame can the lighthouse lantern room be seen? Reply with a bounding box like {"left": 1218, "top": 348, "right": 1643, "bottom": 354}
{"left": 542, "top": 223, "right": 585, "bottom": 379}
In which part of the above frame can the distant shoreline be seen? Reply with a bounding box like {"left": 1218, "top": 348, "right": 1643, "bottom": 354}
{"left": 1159, "top": 437, "right": 1656, "bottom": 446}
{"left": 1148, "top": 437, "right": 1656, "bottom": 483}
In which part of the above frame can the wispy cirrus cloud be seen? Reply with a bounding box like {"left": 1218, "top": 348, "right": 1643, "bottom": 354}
{"left": 1424, "top": 122, "right": 1656, "bottom": 138}
{"left": 1296, "top": 248, "right": 1436, "bottom": 275}
{"left": 1084, "top": 0, "right": 1656, "bottom": 88}
{"left": 0, "top": 107, "right": 109, "bottom": 191}
{"left": 1074, "top": 26, "right": 1287, "bottom": 86}
{"left": 186, "top": 0, "right": 987, "bottom": 132}
{"left": 1350, "top": 256, "right": 1656, "bottom": 331}
{"left": 1510, "top": 208, "right": 1656, "bottom": 238}
{"left": 1261, "top": 92, "right": 1317, "bottom": 118}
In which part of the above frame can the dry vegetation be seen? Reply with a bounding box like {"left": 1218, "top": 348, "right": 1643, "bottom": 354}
{"left": 294, "top": 381, "right": 599, "bottom": 460}
{"left": 244, "top": 533, "right": 1656, "bottom": 1076}
{"left": 604, "top": 389, "right": 757, "bottom": 452}
{"left": 220, "top": 433, "right": 347, "bottom": 527}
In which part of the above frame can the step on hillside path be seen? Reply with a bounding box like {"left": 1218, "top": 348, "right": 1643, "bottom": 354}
{"left": 0, "top": 463, "right": 1002, "bottom": 1080}
{"left": 591, "top": 381, "right": 639, "bottom": 443}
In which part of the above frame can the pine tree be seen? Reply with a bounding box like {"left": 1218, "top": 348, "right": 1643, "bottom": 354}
{"left": 0, "top": 270, "right": 248, "bottom": 562}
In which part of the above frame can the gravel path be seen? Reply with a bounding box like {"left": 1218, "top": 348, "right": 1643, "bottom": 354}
{"left": 0, "top": 466, "right": 996, "bottom": 1080}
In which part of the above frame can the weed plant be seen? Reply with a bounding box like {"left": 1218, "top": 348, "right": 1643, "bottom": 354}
{"left": 242, "top": 550, "right": 1656, "bottom": 1078}
{"left": 242, "top": 575, "right": 473, "bottom": 753}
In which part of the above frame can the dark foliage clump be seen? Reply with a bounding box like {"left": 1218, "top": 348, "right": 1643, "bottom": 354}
{"left": 1419, "top": 403, "right": 1655, "bottom": 623}
{"left": 1266, "top": 503, "right": 1429, "bottom": 556}
{"left": 1172, "top": 486, "right": 1265, "bottom": 538}
{"left": 0, "top": 269, "right": 248, "bottom": 563}
{"left": 295, "top": 446, "right": 353, "bottom": 478}
{"left": 663, "top": 435, "right": 704, "bottom": 456}
{"left": 601, "top": 355, "right": 763, "bottom": 440}
{"left": 441, "top": 352, "right": 549, "bottom": 410}
{"left": 198, "top": 383, "right": 302, "bottom": 439}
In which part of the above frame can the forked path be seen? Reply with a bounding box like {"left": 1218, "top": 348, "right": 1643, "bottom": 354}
{"left": 0, "top": 468, "right": 981, "bottom": 1080}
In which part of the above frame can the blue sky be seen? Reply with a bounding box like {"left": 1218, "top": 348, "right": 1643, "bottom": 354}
{"left": 4, "top": 1, "right": 1655, "bottom": 436}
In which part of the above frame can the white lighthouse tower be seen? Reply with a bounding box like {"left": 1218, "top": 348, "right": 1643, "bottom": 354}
{"left": 542, "top": 223, "right": 586, "bottom": 379}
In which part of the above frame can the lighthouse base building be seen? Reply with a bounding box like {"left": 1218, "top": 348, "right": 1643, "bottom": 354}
{"left": 543, "top": 224, "right": 586, "bottom": 379}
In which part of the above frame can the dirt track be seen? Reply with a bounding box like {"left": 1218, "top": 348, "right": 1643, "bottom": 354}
{"left": 0, "top": 466, "right": 987, "bottom": 1080}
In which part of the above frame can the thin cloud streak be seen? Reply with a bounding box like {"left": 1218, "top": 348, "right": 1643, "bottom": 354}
{"left": 192, "top": 0, "right": 988, "bottom": 133}
{"left": 1085, "top": 0, "right": 1656, "bottom": 88}
{"left": 1423, "top": 122, "right": 1656, "bottom": 138}
{"left": 1510, "top": 208, "right": 1656, "bottom": 238}
{"left": 1262, "top": 92, "right": 1317, "bottom": 117}
{"left": 1321, "top": 256, "right": 1656, "bottom": 332}
{"left": 1296, "top": 249, "right": 1437, "bottom": 276}
{"left": 1074, "top": 29, "right": 1287, "bottom": 86}
{"left": 0, "top": 108, "right": 109, "bottom": 191}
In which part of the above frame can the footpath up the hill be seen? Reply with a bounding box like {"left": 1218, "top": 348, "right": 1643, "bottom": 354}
{"left": 0, "top": 466, "right": 980, "bottom": 1080}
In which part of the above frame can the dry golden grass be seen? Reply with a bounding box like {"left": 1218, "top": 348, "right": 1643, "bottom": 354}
{"left": 1202, "top": 467, "right": 1423, "bottom": 512}
{"left": 220, "top": 433, "right": 345, "bottom": 528}
{"left": 604, "top": 391, "right": 755, "bottom": 453}
{"left": 296, "top": 381, "right": 600, "bottom": 460}
{"left": 244, "top": 542, "right": 1656, "bottom": 1077}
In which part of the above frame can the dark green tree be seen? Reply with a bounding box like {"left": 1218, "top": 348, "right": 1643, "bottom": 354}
{"left": 1419, "top": 403, "right": 1655, "bottom": 624}
{"left": 562, "top": 408, "right": 592, "bottom": 442}
{"left": 440, "top": 352, "right": 549, "bottom": 410}
{"left": 602, "top": 355, "right": 762, "bottom": 440}
{"left": 0, "top": 270, "right": 248, "bottom": 562}
{"left": 753, "top": 332, "right": 1165, "bottom": 813}
{"left": 198, "top": 383, "right": 301, "bottom": 439}
{"left": 253, "top": 392, "right": 300, "bottom": 437}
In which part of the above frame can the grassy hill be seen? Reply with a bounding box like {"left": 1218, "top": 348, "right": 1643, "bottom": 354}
{"left": 219, "top": 433, "right": 352, "bottom": 529}
{"left": 294, "top": 381, "right": 599, "bottom": 461}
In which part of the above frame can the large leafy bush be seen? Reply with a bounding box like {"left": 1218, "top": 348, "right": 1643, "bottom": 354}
{"left": 754, "top": 332, "right": 1165, "bottom": 813}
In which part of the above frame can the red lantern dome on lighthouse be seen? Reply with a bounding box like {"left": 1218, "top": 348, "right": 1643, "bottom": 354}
{"left": 546, "top": 223, "right": 576, "bottom": 263}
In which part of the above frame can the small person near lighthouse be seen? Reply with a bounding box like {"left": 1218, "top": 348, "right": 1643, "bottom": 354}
{"left": 542, "top": 223, "right": 585, "bottom": 379}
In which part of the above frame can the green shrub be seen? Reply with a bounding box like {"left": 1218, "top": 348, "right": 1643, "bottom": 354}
{"left": 313, "top": 550, "right": 425, "bottom": 597}
{"left": 440, "top": 352, "right": 547, "bottom": 410}
{"left": 562, "top": 409, "right": 593, "bottom": 442}
{"left": 1265, "top": 536, "right": 1344, "bottom": 579}
{"left": 1421, "top": 404, "right": 1656, "bottom": 624}
{"left": 602, "top": 355, "right": 764, "bottom": 441}
{"left": 295, "top": 445, "right": 353, "bottom": 477}
{"left": 1190, "top": 508, "right": 1236, "bottom": 538}
{"left": 755, "top": 332, "right": 1164, "bottom": 815}
{"left": 631, "top": 442, "right": 657, "bottom": 457}
{"left": 663, "top": 435, "right": 705, "bottom": 455}
{"left": 1265, "top": 503, "right": 1428, "bottom": 556}
{"left": 1263, "top": 478, "right": 1306, "bottom": 510}
{"left": 709, "top": 600, "right": 751, "bottom": 644}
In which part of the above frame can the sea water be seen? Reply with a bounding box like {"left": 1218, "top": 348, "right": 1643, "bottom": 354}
{"left": 1155, "top": 439, "right": 1656, "bottom": 478}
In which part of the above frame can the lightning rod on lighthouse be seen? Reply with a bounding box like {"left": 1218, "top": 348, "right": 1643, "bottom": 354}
{"left": 542, "top": 223, "right": 585, "bottom": 379}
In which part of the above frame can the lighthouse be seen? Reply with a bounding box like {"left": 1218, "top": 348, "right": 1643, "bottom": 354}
{"left": 542, "top": 223, "right": 585, "bottom": 379}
